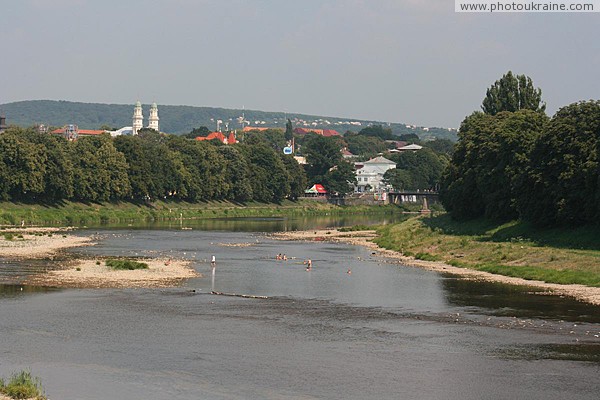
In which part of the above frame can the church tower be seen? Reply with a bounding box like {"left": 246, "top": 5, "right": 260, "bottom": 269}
{"left": 148, "top": 102, "right": 159, "bottom": 132}
{"left": 132, "top": 101, "right": 143, "bottom": 135}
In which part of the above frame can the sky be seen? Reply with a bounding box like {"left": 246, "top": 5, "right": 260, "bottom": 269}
{"left": 1, "top": 0, "right": 599, "bottom": 128}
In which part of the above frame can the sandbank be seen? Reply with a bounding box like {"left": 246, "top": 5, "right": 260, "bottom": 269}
{"left": 0, "top": 227, "right": 199, "bottom": 289}
{"left": 271, "top": 229, "right": 600, "bottom": 306}
{"left": 0, "top": 227, "right": 94, "bottom": 258}
{"left": 25, "top": 258, "right": 200, "bottom": 289}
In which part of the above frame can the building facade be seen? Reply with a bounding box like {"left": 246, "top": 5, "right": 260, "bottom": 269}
{"left": 354, "top": 156, "right": 396, "bottom": 193}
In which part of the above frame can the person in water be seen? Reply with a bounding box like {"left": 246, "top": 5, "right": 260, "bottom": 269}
{"left": 304, "top": 259, "right": 312, "bottom": 271}
{"left": 211, "top": 255, "right": 216, "bottom": 268}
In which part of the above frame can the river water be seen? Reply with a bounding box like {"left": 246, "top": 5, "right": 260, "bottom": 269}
{"left": 0, "top": 220, "right": 599, "bottom": 399}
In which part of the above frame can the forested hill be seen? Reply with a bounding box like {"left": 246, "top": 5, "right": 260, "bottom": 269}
{"left": 0, "top": 100, "right": 457, "bottom": 141}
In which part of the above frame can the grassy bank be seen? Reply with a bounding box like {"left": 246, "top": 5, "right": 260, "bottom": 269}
{"left": 374, "top": 214, "right": 600, "bottom": 287}
{"left": 0, "top": 200, "right": 403, "bottom": 227}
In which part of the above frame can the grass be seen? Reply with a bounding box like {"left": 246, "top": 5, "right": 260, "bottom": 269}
{"left": 0, "top": 200, "right": 404, "bottom": 227}
{"left": 105, "top": 259, "right": 149, "bottom": 270}
{"left": 374, "top": 214, "right": 600, "bottom": 287}
{"left": 337, "top": 224, "right": 375, "bottom": 232}
{"left": 0, "top": 369, "right": 46, "bottom": 400}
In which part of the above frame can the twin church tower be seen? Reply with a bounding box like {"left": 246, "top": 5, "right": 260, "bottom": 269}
{"left": 132, "top": 101, "right": 159, "bottom": 134}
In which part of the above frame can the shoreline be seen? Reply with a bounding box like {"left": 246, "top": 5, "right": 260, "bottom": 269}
{"left": 271, "top": 229, "right": 600, "bottom": 306}
{"left": 0, "top": 227, "right": 199, "bottom": 289}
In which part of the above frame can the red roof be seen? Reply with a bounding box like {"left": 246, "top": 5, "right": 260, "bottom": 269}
{"left": 51, "top": 128, "right": 105, "bottom": 136}
{"left": 196, "top": 132, "right": 226, "bottom": 143}
{"left": 293, "top": 127, "right": 340, "bottom": 137}
{"left": 242, "top": 126, "right": 270, "bottom": 132}
{"left": 228, "top": 132, "right": 237, "bottom": 144}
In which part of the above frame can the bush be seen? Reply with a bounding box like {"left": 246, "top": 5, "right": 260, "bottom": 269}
{"left": 3, "top": 233, "right": 14, "bottom": 241}
{"left": 0, "top": 369, "right": 46, "bottom": 399}
{"left": 105, "top": 259, "right": 149, "bottom": 270}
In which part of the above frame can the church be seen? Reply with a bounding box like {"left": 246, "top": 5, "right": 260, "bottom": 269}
{"left": 131, "top": 101, "right": 159, "bottom": 134}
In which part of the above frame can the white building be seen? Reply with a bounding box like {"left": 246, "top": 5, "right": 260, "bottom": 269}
{"left": 354, "top": 156, "right": 396, "bottom": 193}
{"left": 148, "top": 102, "right": 159, "bottom": 131}
{"left": 132, "top": 101, "right": 160, "bottom": 135}
{"left": 132, "top": 101, "right": 143, "bottom": 135}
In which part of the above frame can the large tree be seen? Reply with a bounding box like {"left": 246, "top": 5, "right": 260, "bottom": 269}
{"left": 481, "top": 71, "right": 546, "bottom": 116}
{"left": 514, "top": 100, "right": 600, "bottom": 226}
{"left": 440, "top": 110, "right": 548, "bottom": 220}
{"left": 302, "top": 134, "right": 343, "bottom": 183}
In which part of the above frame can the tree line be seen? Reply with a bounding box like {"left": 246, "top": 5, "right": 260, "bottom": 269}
{"left": 0, "top": 128, "right": 307, "bottom": 204}
{"left": 440, "top": 71, "right": 600, "bottom": 227}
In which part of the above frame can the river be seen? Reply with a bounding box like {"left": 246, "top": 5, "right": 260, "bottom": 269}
{"left": 0, "top": 220, "right": 599, "bottom": 399}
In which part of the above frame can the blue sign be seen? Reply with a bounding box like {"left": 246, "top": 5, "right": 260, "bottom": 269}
{"left": 283, "top": 146, "right": 293, "bottom": 155}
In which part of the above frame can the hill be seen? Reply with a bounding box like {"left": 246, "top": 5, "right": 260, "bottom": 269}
{"left": 0, "top": 100, "right": 457, "bottom": 141}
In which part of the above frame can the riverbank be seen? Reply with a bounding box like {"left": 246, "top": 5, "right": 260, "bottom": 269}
{"left": 0, "top": 200, "right": 403, "bottom": 227}
{"left": 272, "top": 225, "right": 600, "bottom": 306}
{"left": 0, "top": 227, "right": 198, "bottom": 288}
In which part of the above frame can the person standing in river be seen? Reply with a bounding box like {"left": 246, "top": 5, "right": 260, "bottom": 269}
{"left": 211, "top": 255, "right": 216, "bottom": 268}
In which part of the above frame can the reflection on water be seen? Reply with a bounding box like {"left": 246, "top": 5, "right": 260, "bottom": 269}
{"left": 441, "top": 276, "right": 600, "bottom": 324}
{"left": 81, "top": 214, "right": 408, "bottom": 232}
{"left": 0, "top": 284, "right": 58, "bottom": 298}
{"left": 495, "top": 343, "right": 600, "bottom": 362}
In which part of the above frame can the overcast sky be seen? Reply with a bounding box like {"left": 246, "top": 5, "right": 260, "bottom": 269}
{"left": 1, "top": 0, "right": 598, "bottom": 127}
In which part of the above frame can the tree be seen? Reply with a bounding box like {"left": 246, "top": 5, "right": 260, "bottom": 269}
{"left": 0, "top": 128, "right": 48, "bottom": 201}
{"left": 183, "top": 126, "right": 211, "bottom": 139}
{"left": 514, "top": 101, "right": 600, "bottom": 226}
{"left": 440, "top": 110, "right": 548, "bottom": 220}
{"left": 344, "top": 133, "right": 389, "bottom": 157}
{"left": 285, "top": 119, "right": 293, "bottom": 141}
{"left": 322, "top": 160, "right": 356, "bottom": 196}
{"left": 302, "top": 134, "right": 343, "bottom": 183}
{"left": 240, "top": 142, "right": 290, "bottom": 202}
{"left": 388, "top": 147, "right": 447, "bottom": 190}
{"left": 357, "top": 125, "right": 395, "bottom": 140}
{"left": 383, "top": 169, "right": 413, "bottom": 191}
{"left": 69, "top": 135, "right": 131, "bottom": 201}
{"left": 218, "top": 146, "right": 253, "bottom": 202}
{"left": 481, "top": 71, "right": 546, "bottom": 115}
{"left": 280, "top": 154, "right": 307, "bottom": 200}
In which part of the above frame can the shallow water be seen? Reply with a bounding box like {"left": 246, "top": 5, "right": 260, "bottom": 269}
{"left": 1, "top": 228, "right": 599, "bottom": 399}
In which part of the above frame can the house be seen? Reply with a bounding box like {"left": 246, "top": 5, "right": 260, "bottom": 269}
{"left": 342, "top": 149, "right": 356, "bottom": 159}
{"left": 397, "top": 143, "right": 423, "bottom": 151}
{"left": 354, "top": 156, "right": 396, "bottom": 193}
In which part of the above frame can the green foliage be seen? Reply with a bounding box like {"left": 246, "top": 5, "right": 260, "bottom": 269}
{"left": 481, "top": 71, "right": 546, "bottom": 115}
{"left": 514, "top": 100, "right": 600, "bottom": 226}
{"left": 388, "top": 147, "right": 448, "bottom": 190}
{"left": 322, "top": 160, "right": 356, "bottom": 196}
{"left": 182, "top": 126, "right": 211, "bottom": 139}
{"left": 105, "top": 259, "right": 149, "bottom": 270}
{"left": 357, "top": 125, "right": 395, "bottom": 140}
{"left": 441, "top": 109, "right": 548, "bottom": 221}
{"left": 337, "top": 224, "right": 373, "bottom": 232}
{"left": 0, "top": 369, "right": 46, "bottom": 400}
{"left": 302, "top": 134, "right": 344, "bottom": 184}
{"left": 343, "top": 133, "right": 390, "bottom": 157}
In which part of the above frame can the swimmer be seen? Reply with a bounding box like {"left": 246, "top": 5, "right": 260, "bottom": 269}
{"left": 304, "top": 259, "right": 312, "bottom": 271}
{"left": 347, "top": 269, "right": 352, "bottom": 274}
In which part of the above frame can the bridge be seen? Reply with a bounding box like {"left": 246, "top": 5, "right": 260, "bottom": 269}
{"left": 386, "top": 191, "right": 439, "bottom": 205}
